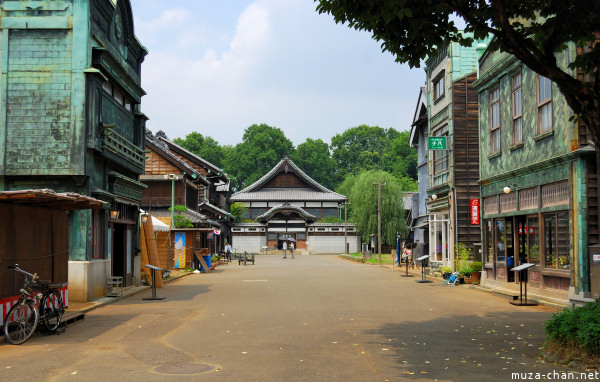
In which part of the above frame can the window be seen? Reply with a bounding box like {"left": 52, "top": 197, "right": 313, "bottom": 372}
{"left": 512, "top": 73, "right": 522, "bottom": 144}
{"left": 490, "top": 88, "right": 501, "bottom": 153}
{"left": 306, "top": 207, "right": 321, "bottom": 217}
{"left": 268, "top": 233, "right": 277, "bottom": 241}
{"left": 538, "top": 76, "right": 553, "bottom": 133}
{"left": 322, "top": 208, "right": 338, "bottom": 218}
{"left": 433, "top": 73, "right": 445, "bottom": 101}
{"left": 495, "top": 219, "right": 505, "bottom": 262}
{"left": 527, "top": 217, "right": 540, "bottom": 264}
{"left": 543, "top": 212, "right": 570, "bottom": 270}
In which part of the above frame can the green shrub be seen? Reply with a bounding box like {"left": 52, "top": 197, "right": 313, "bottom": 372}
{"left": 544, "top": 300, "right": 600, "bottom": 355}
{"left": 440, "top": 265, "right": 452, "bottom": 274}
{"left": 470, "top": 261, "right": 483, "bottom": 272}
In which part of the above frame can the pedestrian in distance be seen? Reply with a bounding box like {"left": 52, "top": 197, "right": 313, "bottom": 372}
{"left": 283, "top": 240, "right": 287, "bottom": 258}
{"left": 290, "top": 241, "right": 294, "bottom": 259}
{"left": 224, "top": 242, "right": 232, "bottom": 263}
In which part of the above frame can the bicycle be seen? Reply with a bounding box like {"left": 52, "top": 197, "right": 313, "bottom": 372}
{"left": 3, "top": 264, "right": 67, "bottom": 345}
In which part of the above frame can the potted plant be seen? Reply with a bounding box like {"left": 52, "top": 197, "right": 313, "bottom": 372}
{"left": 470, "top": 261, "right": 482, "bottom": 283}
{"left": 460, "top": 266, "right": 474, "bottom": 284}
{"left": 440, "top": 265, "right": 452, "bottom": 279}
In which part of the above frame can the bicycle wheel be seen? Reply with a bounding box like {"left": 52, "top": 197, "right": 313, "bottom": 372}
{"left": 41, "top": 291, "right": 63, "bottom": 332}
{"left": 3, "top": 301, "right": 39, "bottom": 345}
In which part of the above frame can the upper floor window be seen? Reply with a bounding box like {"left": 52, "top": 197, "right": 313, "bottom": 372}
{"left": 511, "top": 73, "right": 523, "bottom": 145}
{"left": 103, "top": 81, "right": 133, "bottom": 112}
{"left": 490, "top": 88, "right": 501, "bottom": 154}
{"left": 433, "top": 72, "right": 445, "bottom": 101}
{"left": 538, "top": 76, "right": 553, "bottom": 133}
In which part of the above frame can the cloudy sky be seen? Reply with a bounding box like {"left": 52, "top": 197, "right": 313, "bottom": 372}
{"left": 129, "top": 0, "right": 425, "bottom": 146}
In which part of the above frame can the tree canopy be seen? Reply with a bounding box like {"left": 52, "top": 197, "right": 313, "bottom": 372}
{"left": 223, "top": 124, "right": 295, "bottom": 191}
{"left": 315, "top": 0, "right": 600, "bottom": 169}
{"left": 174, "top": 124, "right": 418, "bottom": 192}
{"left": 290, "top": 138, "right": 337, "bottom": 190}
{"left": 337, "top": 170, "right": 410, "bottom": 245}
{"left": 173, "top": 132, "right": 227, "bottom": 169}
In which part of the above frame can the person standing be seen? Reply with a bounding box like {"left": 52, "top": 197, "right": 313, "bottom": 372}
{"left": 290, "top": 241, "right": 294, "bottom": 259}
{"left": 283, "top": 240, "right": 287, "bottom": 259}
{"left": 224, "top": 242, "right": 232, "bottom": 263}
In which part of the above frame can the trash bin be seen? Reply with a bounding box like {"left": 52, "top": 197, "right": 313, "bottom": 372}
{"left": 200, "top": 255, "right": 211, "bottom": 272}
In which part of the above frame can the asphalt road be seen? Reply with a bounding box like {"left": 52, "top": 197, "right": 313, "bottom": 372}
{"left": 0, "top": 255, "right": 579, "bottom": 382}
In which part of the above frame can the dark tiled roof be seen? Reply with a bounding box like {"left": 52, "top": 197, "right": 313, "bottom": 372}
{"left": 230, "top": 156, "right": 346, "bottom": 202}
{"left": 256, "top": 202, "right": 317, "bottom": 222}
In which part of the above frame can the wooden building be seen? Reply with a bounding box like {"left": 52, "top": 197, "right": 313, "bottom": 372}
{"left": 0, "top": 190, "right": 103, "bottom": 325}
{"left": 141, "top": 130, "right": 222, "bottom": 269}
{"left": 424, "top": 33, "right": 490, "bottom": 268}
{"left": 0, "top": 0, "right": 148, "bottom": 301}
{"left": 229, "top": 156, "right": 360, "bottom": 254}
{"left": 474, "top": 41, "right": 599, "bottom": 305}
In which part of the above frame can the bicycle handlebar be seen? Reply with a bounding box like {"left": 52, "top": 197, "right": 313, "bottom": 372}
{"left": 8, "top": 264, "right": 38, "bottom": 279}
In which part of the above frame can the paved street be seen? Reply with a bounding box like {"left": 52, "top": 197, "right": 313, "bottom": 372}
{"left": 0, "top": 255, "right": 575, "bottom": 382}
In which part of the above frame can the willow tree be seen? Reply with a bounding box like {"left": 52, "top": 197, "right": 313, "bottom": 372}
{"left": 337, "top": 170, "right": 410, "bottom": 251}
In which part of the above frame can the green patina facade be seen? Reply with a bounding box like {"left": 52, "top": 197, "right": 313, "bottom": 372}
{"left": 0, "top": 0, "right": 148, "bottom": 301}
{"left": 474, "top": 44, "right": 598, "bottom": 304}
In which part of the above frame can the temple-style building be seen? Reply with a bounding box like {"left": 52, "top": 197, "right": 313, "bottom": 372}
{"left": 229, "top": 156, "right": 360, "bottom": 254}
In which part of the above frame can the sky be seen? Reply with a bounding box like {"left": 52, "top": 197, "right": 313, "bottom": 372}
{"left": 129, "top": 0, "right": 426, "bottom": 146}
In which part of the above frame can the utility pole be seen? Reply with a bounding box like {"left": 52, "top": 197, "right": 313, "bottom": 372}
{"left": 373, "top": 180, "right": 386, "bottom": 263}
{"left": 342, "top": 201, "right": 349, "bottom": 254}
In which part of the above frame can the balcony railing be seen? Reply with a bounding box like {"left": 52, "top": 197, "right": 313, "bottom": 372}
{"left": 102, "top": 129, "right": 145, "bottom": 171}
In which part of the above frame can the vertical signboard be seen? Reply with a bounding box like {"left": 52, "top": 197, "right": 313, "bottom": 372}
{"left": 470, "top": 199, "right": 480, "bottom": 225}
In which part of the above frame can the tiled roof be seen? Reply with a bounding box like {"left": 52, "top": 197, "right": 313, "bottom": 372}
{"left": 145, "top": 130, "right": 201, "bottom": 180}
{"left": 199, "top": 201, "right": 233, "bottom": 219}
{"left": 256, "top": 202, "right": 317, "bottom": 222}
{"left": 158, "top": 136, "right": 229, "bottom": 183}
{"left": 149, "top": 207, "right": 219, "bottom": 227}
{"left": 230, "top": 188, "right": 346, "bottom": 202}
{"left": 231, "top": 156, "right": 347, "bottom": 202}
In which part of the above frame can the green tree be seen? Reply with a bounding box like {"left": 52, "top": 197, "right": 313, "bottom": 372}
{"left": 173, "top": 132, "right": 226, "bottom": 169}
{"left": 331, "top": 125, "right": 398, "bottom": 179}
{"left": 316, "top": 0, "right": 600, "bottom": 176}
{"left": 290, "top": 138, "right": 337, "bottom": 190}
{"left": 229, "top": 202, "right": 247, "bottom": 223}
{"left": 382, "top": 131, "right": 418, "bottom": 181}
{"left": 337, "top": 170, "right": 409, "bottom": 246}
{"left": 224, "top": 124, "right": 295, "bottom": 191}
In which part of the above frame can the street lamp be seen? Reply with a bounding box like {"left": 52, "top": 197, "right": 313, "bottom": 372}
{"left": 110, "top": 209, "right": 120, "bottom": 220}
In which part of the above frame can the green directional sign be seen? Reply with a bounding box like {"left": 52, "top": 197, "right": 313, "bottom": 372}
{"left": 428, "top": 136, "right": 448, "bottom": 150}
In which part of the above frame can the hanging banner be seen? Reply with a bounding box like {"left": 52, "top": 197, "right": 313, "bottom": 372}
{"left": 174, "top": 232, "right": 186, "bottom": 269}
{"left": 470, "top": 199, "right": 480, "bottom": 225}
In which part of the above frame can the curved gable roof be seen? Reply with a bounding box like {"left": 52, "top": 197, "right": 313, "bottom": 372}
{"left": 230, "top": 155, "right": 346, "bottom": 202}
{"left": 256, "top": 202, "right": 317, "bottom": 222}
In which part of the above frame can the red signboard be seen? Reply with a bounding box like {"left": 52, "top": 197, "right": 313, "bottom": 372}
{"left": 470, "top": 199, "right": 480, "bottom": 225}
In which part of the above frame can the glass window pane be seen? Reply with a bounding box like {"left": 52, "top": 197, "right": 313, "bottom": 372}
{"left": 495, "top": 220, "right": 505, "bottom": 262}
{"left": 544, "top": 215, "right": 557, "bottom": 268}
{"left": 557, "top": 212, "right": 570, "bottom": 270}
{"left": 527, "top": 217, "right": 539, "bottom": 264}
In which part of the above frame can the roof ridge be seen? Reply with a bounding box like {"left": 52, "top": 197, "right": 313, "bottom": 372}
{"left": 231, "top": 156, "right": 346, "bottom": 199}
{"left": 158, "top": 136, "right": 226, "bottom": 178}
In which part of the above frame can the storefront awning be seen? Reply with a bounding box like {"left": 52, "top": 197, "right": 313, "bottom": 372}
{"left": 0, "top": 189, "right": 104, "bottom": 210}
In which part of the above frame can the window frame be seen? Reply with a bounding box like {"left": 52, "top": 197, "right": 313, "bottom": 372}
{"left": 511, "top": 73, "right": 523, "bottom": 145}
{"left": 537, "top": 76, "right": 553, "bottom": 134}
{"left": 433, "top": 71, "right": 445, "bottom": 101}
{"left": 490, "top": 88, "right": 501, "bottom": 154}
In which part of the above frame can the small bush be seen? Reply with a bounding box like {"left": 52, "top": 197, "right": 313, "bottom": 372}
{"left": 470, "top": 261, "right": 483, "bottom": 272}
{"left": 544, "top": 300, "right": 600, "bottom": 358}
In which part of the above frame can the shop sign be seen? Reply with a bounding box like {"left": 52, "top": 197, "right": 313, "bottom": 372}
{"left": 428, "top": 136, "right": 447, "bottom": 150}
{"left": 470, "top": 199, "right": 479, "bottom": 225}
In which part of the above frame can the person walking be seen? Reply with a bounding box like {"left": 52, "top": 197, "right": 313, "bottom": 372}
{"left": 289, "top": 241, "right": 294, "bottom": 259}
{"left": 282, "top": 240, "right": 287, "bottom": 259}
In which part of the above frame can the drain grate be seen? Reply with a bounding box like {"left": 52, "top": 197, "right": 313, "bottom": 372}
{"left": 154, "top": 362, "right": 215, "bottom": 375}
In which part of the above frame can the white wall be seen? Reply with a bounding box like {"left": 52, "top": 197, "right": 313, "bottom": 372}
{"left": 231, "top": 235, "right": 265, "bottom": 253}
{"left": 308, "top": 235, "right": 361, "bottom": 254}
